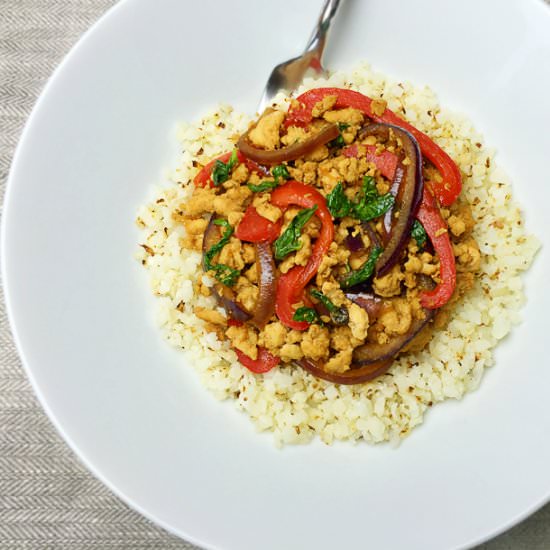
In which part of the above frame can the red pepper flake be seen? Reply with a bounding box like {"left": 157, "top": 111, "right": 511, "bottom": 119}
{"left": 217, "top": 121, "right": 226, "bottom": 129}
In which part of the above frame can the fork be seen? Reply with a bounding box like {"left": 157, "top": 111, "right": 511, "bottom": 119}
{"left": 257, "top": 0, "right": 343, "bottom": 113}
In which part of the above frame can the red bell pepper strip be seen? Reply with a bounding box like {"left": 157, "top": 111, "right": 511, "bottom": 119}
{"left": 235, "top": 347, "right": 280, "bottom": 374}
{"left": 286, "top": 88, "right": 462, "bottom": 206}
{"left": 342, "top": 143, "right": 398, "bottom": 180}
{"left": 273, "top": 267, "right": 310, "bottom": 331}
{"left": 193, "top": 151, "right": 264, "bottom": 188}
{"left": 235, "top": 205, "right": 282, "bottom": 243}
{"left": 270, "top": 181, "right": 335, "bottom": 330}
{"left": 416, "top": 188, "right": 456, "bottom": 309}
{"left": 228, "top": 319, "right": 280, "bottom": 373}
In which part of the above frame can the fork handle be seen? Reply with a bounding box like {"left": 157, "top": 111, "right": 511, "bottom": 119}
{"left": 304, "top": 0, "right": 342, "bottom": 62}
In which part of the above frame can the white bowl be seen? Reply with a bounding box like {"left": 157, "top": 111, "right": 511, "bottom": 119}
{"left": 3, "top": 0, "right": 550, "bottom": 548}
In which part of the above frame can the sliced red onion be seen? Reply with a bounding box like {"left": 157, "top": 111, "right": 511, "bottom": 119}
{"left": 359, "top": 123, "right": 424, "bottom": 277}
{"left": 238, "top": 110, "right": 339, "bottom": 165}
{"left": 352, "top": 309, "right": 435, "bottom": 366}
{"left": 345, "top": 291, "right": 383, "bottom": 319}
{"left": 345, "top": 230, "right": 364, "bottom": 252}
{"left": 249, "top": 242, "right": 277, "bottom": 329}
{"left": 347, "top": 276, "right": 436, "bottom": 366}
{"left": 297, "top": 358, "right": 393, "bottom": 385}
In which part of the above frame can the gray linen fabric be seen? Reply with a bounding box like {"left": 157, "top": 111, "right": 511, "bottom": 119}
{"left": 0, "top": 1, "right": 549, "bottom": 548}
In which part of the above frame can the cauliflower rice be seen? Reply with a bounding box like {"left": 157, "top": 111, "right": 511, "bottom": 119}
{"left": 135, "top": 63, "right": 539, "bottom": 446}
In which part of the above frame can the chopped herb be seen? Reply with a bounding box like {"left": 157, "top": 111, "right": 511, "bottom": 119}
{"left": 327, "top": 177, "right": 394, "bottom": 222}
{"left": 351, "top": 175, "right": 394, "bottom": 222}
{"left": 340, "top": 246, "right": 383, "bottom": 288}
{"left": 411, "top": 219, "right": 427, "bottom": 248}
{"left": 210, "top": 263, "right": 240, "bottom": 287}
{"left": 204, "top": 218, "right": 240, "bottom": 286}
{"left": 326, "top": 182, "right": 353, "bottom": 218}
{"left": 309, "top": 289, "right": 349, "bottom": 325}
{"left": 353, "top": 193, "right": 395, "bottom": 221}
{"left": 274, "top": 206, "right": 318, "bottom": 260}
{"left": 247, "top": 164, "right": 290, "bottom": 193}
{"left": 292, "top": 306, "right": 321, "bottom": 324}
{"left": 329, "top": 123, "right": 350, "bottom": 149}
{"left": 247, "top": 180, "right": 279, "bottom": 192}
{"left": 212, "top": 149, "right": 238, "bottom": 186}
{"left": 329, "top": 135, "right": 345, "bottom": 148}
{"left": 272, "top": 164, "right": 290, "bottom": 181}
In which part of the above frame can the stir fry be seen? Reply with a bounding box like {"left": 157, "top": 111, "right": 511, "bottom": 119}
{"left": 177, "top": 88, "right": 481, "bottom": 384}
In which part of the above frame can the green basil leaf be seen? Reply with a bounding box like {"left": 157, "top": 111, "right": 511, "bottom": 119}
{"left": 204, "top": 218, "right": 240, "bottom": 286}
{"left": 340, "top": 246, "right": 383, "bottom": 288}
{"left": 309, "top": 289, "right": 336, "bottom": 312}
{"left": 292, "top": 306, "right": 320, "bottom": 324}
{"left": 273, "top": 206, "right": 317, "bottom": 260}
{"left": 329, "top": 123, "right": 350, "bottom": 149}
{"left": 211, "top": 263, "right": 240, "bottom": 287}
{"left": 247, "top": 180, "right": 278, "bottom": 193}
{"left": 352, "top": 193, "right": 394, "bottom": 222}
{"left": 309, "top": 289, "right": 349, "bottom": 325}
{"left": 272, "top": 164, "right": 290, "bottom": 181}
{"left": 411, "top": 219, "right": 427, "bottom": 248}
{"left": 329, "top": 134, "right": 345, "bottom": 148}
{"left": 212, "top": 149, "right": 238, "bottom": 187}
{"left": 326, "top": 182, "right": 353, "bottom": 218}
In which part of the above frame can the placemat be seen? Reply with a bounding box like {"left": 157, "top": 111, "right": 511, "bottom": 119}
{"left": 1, "top": 1, "right": 549, "bottom": 548}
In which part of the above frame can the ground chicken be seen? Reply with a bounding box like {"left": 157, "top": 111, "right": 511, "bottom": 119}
{"left": 218, "top": 237, "right": 246, "bottom": 270}
{"left": 320, "top": 280, "right": 348, "bottom": 307}
{"left": 248, "top": 109, "right": 285, "bottom": 150}
{"left": 324, "top": 107, "right": 364, "bottom": 126}
{"left": 447, "top": 214, "right": 466, "bottom": 237}
{"left": 281, "top": 125, "right": 310, "bottom": 146}
{"left": 194, "top": 306, "right": 226, "bottom": 326}
{"left": 312, "top": 95, "right": 338, "bottom": 117}
{"left": 379, "top": 298, "right": 412, "bottom": 337}
{"left": 315, "top": 242, "right": 350, "bottom": 286}
{"left": 229, "top": 163, "right": 249, "bottom": 185}
{"left": 258, "top": 321, "right": 287, "bottom": 351}
{"left": 252, "top": 193, "right": 283, "bottom": 222}
{"left": 244, "top": 263, "right": 258, "bottom": 283}
{"left": 304, "top": 144, "right": 329, "bottom": 162}
{"left": 242, "top": 244, "right": 256, "bottom": 263}
{"left": 279, "top": 343, "right": 304, "bottom": 361}
{"left": 348, "top": 303, "right": 369, "bottom": 340}
{"left": 373, "top": 265, "right": 404, "bottom": 297}
{"left": 212, "top": 185, "right": 252, "bottom": 217}
{"left": 298, "top": 160, "right": 318, "bottom": 185}
{"left": 453, "top": 238, "right": 481, "bottom": 272}
{"left": 324, "top": 349, "right": 353, "bottom": 374}
{"left": 449, "top": 201, "right": 475, "bottom": 236}
{"left": 184, "top": 187, "right": 217, "bottom": 217}
{"left": 294, "top": 234, "right": 312, "bottom": 266}
{"left": 226, "top": 324, "right": 258, "bottom": 360}
{"left": 330, "top": 326, "right": 363, "bottom": 351}
{"left": 318, "top": 157, "right": 362, "bottom": 193}
{"left": 370, "top": 99, "right": 387, "bottom": 117}
{"left": 181, "top": 217, "right": 208, "bottom": 250}
{"left": 234, "top": 276, "right": 259, "bottom": 311}
{"left": 300, "top": 325, "right": 330, "bottom": 361}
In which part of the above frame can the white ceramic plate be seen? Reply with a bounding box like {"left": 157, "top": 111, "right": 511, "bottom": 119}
{"left": 3, "top": 1, "right": 550, "bottom": 548}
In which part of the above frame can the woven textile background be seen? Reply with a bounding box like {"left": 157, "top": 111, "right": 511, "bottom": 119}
{"left": 1, "top": 1, "right": 549, "bottom": 548}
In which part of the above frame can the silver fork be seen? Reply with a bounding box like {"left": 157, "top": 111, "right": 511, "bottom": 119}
{"left": 257, "top": 0, "right": 343, "bottom": 113}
